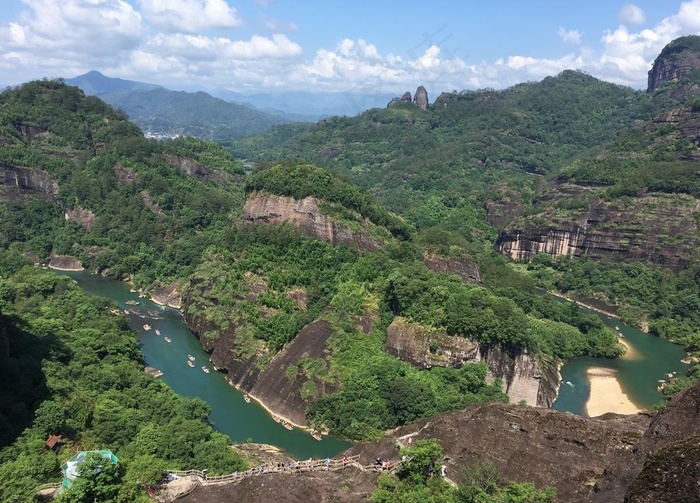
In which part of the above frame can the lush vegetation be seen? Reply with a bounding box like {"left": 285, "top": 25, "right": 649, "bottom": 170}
{"left": 0, "top": 79, "right": 246, "bottom": 287}
{"left": 370, "top": 439, "right": 556, "bottom": 503}
{"left": 0, "top": 249, "right": 246, "bottom": 503}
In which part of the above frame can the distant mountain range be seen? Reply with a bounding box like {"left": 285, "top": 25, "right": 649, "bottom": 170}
{"left": 66, "top": 71, "right": 289, "bottom": 141}
{"left": 65, "top": 71, "right": 395, "bottom": 142}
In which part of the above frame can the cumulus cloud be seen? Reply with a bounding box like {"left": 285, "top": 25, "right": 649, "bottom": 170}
{"left": 140, "top": 0, "right": 242, "bottom": 33}
{"left": 5, "top": 0, "right": 700, "bottom": 94}
{"left": 619, "top": 4, "right": 646, "bottom": 25}
{"left": 0, "top": 0, "right": 142, "bottom": 64}
{"left": 558, "top": 27, "right": 582, "bottom": 44}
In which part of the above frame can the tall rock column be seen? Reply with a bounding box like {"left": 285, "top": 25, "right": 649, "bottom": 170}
{"left": 413, "top": 85, "right": 429, "bottom": 110}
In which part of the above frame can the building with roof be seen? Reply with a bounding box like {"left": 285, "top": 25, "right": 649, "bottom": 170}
{"left": 61, "top": 449, "right": 119, "bottom": 490}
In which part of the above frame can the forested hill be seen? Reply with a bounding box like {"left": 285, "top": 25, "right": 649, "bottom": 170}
{"left": 0, "top": 80, "right": 623, "bottom": 444}
{"left": 230, "top": 38, "right": 700, "bottom": 393}
{"left": 67, "top": 71, "right": 290, "bottom": 142}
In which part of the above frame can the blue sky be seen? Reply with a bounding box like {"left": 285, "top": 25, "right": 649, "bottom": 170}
{"left": 1, "top": 1, "right": 699, "bottom": 96}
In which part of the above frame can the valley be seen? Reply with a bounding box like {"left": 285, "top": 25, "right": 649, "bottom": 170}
{"left": 1, "top": 33, "right": 700, "bottom": 503}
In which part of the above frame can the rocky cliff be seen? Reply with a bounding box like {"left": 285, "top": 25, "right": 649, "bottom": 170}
{"left": 243, "top": 192, "right": 384, "bottom": 251}
{"left": 47, "top": 255, "right": 84, "bottom": 271}
{"left": 183, "top": 275, "right": 337, "bottom": 426}
{"left": 178, "top": 380, "right": 700, "bottom": 503}
{"left": 588, "top": 380, "right": 700, "bottom": 502}
{"left": 648, "top": 35, "right": 700, "bottom": 92}
{"left": 495, "top": 180, "right": 700, "bottom": 271}
{"left": 422, "top": 253, "right": 481, "bottom": 284}
{"left": 0, "top": 163, "right": 59, "bottom": 202}
{"left": 384, "top": 317, "right": 561, "bottom": 407}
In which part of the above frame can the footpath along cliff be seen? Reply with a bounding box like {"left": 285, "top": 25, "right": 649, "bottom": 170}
{"left": 179, "top": 380, "right": 700, "bottom": 503}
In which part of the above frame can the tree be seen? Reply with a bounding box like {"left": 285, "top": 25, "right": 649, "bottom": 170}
{"left": 396, "top": 439, "right": 443, "bottom": 483}
{"left": 57, "top": 452, "right": 121, "bottom": 503}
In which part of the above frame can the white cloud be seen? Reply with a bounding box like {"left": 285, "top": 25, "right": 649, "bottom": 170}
{"left": 0, "top": 0, "right": 142, "bottom": 63}
{"left": 5, "top": 0, "right": 700, "bottom": 95}
{"left": 140, "top": 0, "right": 242, "bottom": 33}
{"left": 558, "top": 27, "right": 581, "bottom": 44}
{"left": 262, "top": 15, "right": 298, "bottom": 32}
{"left": 619, "top": 4, "right": 646, "bottom": 25}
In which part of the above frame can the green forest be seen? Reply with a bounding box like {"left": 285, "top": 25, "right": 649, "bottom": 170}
{"left": 0, "top": 250, "right": 247, "bottom": 503}
{"left": 1, "top": 50, "right": 700, "bottom": 502}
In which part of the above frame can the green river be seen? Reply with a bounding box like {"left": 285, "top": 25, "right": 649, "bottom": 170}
{"left": 60, "top": 271, "right": 689, "bottom": 458}
{"left": 552, "top": 304, "right": 689, "bottom": 415}
{"left": 61, "top": 270, "right": 351, "bottom": 460}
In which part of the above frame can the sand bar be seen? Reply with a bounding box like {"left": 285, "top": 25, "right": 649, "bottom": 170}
{"left": 619, "top": 338, "right": 640, "bottom": 360}
{"left": 586, "top": 367, "right": 642, "bottom": 417}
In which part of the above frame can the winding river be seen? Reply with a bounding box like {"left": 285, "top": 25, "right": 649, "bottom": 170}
{"left": 61, "top": 270, "right": 689, "bottom": 458}
{"left": 552, "top": 304, "right": 689, "bottom": 415}
{"left": 61, "top": 270, "right": 351, "bottom": 460}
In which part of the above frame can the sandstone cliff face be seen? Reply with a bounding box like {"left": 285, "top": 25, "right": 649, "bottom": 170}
{"left": 183, "top": 276, "right": 335, "bottom": 426}
{"left": 243, "top": 192, "right": 383, "bottom": 252}
{"left": 496, "top": 181, "right": 700, "bottom": 271}
{"left": 250, "top": 320, "right": 338, "bottom": 426}
{"left": 0, "top": 163, "right": 59, "bottom": 202}
{"left": 422, "top": 253, "right": 481, "bottom": 284}
{"left": 384, "top": 317, "right": 561, "bottom": 407}
{"left": 648, "top": 36, "right": 700, "bottom": 92}
{"left": 47, "top": 255, "right": 84, "bottom": 271}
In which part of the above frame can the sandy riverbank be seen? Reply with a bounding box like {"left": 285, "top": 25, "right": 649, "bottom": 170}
{"left": 619, "top": 338, "right": 640, "bottom": 360}
{"left": 585, "top": 367, "right": 642, "bottom": 417}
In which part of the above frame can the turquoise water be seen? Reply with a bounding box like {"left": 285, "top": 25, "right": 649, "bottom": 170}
{"left": 552, "top": 305, "right": 689, "bottom": 416}
{"left": 60, "top": 270, "right": 351, "bottom": 459}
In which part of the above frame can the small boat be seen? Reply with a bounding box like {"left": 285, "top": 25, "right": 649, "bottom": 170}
{"left": 311, "top": 431, "right": 322, "bottom": 441}
{"left": 155, "top": 329, "right": 161, "bottom": 336}
{"left": 123, "top": 309, "right": 130, "bottom": 315}
{"left": 188, "top": 355, "right": 195, "bottom": 361}
{"left": 615, "top": 326, "right": 620, "bottom": 331}
{"left": 164, "top": 337, "right": 172, "bottom": 343}
{"left": 283, "top": 422, "right": 293, "bottom": 430}
{"left": 244, "top": 395, "right": 251, "bottom": 403}
{"left": 143, "top": 324, "right": 152, "bottom": 331}
{"left": 187, "top": 360, "right": 195, "bottom": 368}
{"left": 202, "top": 366, "right": 210, "bottom": 373}
{"left": 273, "top": 416, "right": 281, "bottom": 423}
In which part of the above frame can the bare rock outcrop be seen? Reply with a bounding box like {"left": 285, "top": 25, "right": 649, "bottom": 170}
{"left": 413, "top": 85, "right": 429, "bottom": 110}
{"left": 384, "top": 317, "right": 561, "bottom": 407}
{"left": 150, "top": 282, "right": 181, "bottom": 309}
{"left": 423, "top": 253, "right": 481, "bottom": 284}
{"left": 243, "top": 192, "right": 383, "bottom": 251}
{"left": 496, "top": 181, "right": 700, "bottom": 271}
{"left": 114, "top": 165, "right": 138, "bottom": 185}
{"left": 250, "top": 320, "right": 338, "bottom": 426}
{"left": 64, "top": 207, "right": 96, "bottom": 230}
{"left": 163, "top": 154, "right": 229, "bottom": 184}
{"left": 48, "top": 255, "right": 84, "bottom": 271}
{"left": 648, "top": 35, "right": 700, "bottom": 92}
{"left": 140, "top": 190, "right": 165, "bottom": 217}
{"left": 588, "top": 380, "right": 700, "bottom": 502}
{"left": 345, "top": 403, "right": 649, "bottom": 503}
{"left": 0, "top": 163, "right": 59, "bottom": 202}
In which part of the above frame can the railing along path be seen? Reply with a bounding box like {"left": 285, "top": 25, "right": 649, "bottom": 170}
{"left": 166, "top": 454, "right": 402, "bottom": 490}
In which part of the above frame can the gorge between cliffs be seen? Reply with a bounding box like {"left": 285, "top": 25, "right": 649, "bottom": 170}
{"left": 60, "top": 268, "right": 687, "bottom": 458}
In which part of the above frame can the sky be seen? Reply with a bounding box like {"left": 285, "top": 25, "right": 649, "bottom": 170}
{"left": 2, "top": 0, "right": 700, "bottom": 96}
